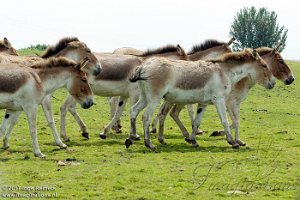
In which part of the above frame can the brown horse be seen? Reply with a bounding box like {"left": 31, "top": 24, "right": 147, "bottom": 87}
{"left": 59, "top": 44, "right": 186, "bottom": 141}
{"left": 0, "top": 57, "right": 94, "bottom": 158}
{"left": 0, "top": 37, "right": 18, "bottom": 55}
{"left": 208, "top": 44, "right": 295, "bottom": 145}
{"left": 0, "top": 37, "right": 101, "bottom": 150}
{"left": 128, "top": 49, "right": 275, "bottom": 150}
{"left": 59, "top": 39, "right": 234, "bottom": 141}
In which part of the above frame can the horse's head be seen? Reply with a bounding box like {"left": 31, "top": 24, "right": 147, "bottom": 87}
{"left": 69, "top": 57, "right": 94, "bottom": 109}
{"left": 42, "top": 37, "right": 101, "bottom": 77}
{"left": 0, "top": 37, "right": 18, "bottom": 56}
{"left": 249, "top": 49, "right": 276, "bottom": 89}
{"left": 257, "top": 44, "right": 294, "bottom": 85}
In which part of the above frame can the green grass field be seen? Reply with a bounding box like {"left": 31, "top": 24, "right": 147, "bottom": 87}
{"left": 0, "top": 51, "right": 299, "bottom": 199}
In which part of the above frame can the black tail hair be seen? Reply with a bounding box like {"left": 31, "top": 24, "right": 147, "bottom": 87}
{"left": 129, "top": 67, "right": 148, "bottom": 82}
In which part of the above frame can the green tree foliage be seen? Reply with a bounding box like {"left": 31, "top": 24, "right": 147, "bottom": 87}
{"left": 229, "top": 7, "right": 288, "bottom": 52}
{"left": 18, "top": 44, "right": 48, "bottom": 56}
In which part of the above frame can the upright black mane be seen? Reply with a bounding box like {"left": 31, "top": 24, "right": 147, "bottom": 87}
{"left": 142, "top": 45, "right": 178, "bottom": 57}
{"left": 188, "top": 39, "right": 225, "bottom": 55}
{"left": 41, "top": 37, "right": 79, "bottom": 58}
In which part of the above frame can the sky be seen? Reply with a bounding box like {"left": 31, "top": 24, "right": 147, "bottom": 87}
{"left": 1, "top": 0, "right": 299, "bottom": 60}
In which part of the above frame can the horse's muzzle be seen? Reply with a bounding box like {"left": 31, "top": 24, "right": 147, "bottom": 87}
{"left": 81, "top": 99, "right": 94, "bottom": 109}
{"left": 267, "top": 80, "right": 276, "bottom": 89}
{"left": 93, "top": 64, "right": 101, "bottom": 76}
{"left": 284, "top": 75, "right": 295, "bottom": 85}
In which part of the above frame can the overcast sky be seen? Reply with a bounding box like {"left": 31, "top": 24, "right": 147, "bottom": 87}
{"left": 1, "top": 0, "right": 299, "bottom": 59}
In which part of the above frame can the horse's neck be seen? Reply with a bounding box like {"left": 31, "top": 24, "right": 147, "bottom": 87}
{"left": 56, "top": 50, "right": 80, "bottom": 63}
{"left": 188, "top": 51, "right": 222, "bottom": 61}
{"left": 221, "top": 62, "right": 256, "bottom": 86}
{"left": 36, "top": 68, "right": 70, "bottom": 95}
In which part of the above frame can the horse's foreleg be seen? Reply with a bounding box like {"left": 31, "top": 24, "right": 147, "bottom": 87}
{"left": 24, "top": 106, "right": 45, "bottom": 158}
{"left": 214, "top": 98, "right": 238, "bottom": 148}
{"left": 100, "top": 97, "right": 127, "bottom": 139}
{"left": 169, "top": 104, "right": 190, "bottom": 142}
{"left": 157, "top": 101, "right": 173, "bottom": 145}
{"left": 60, "top": 95, "right": 78, "bottom": 142}
{"left": 3, "top": 111, "right": 21, "bottom": 149}
{"left": 41, "top": 96, "right": 67, "bottom": 149}
{"left": 188, "top": 104, "right": 203, "bottom": 135}
{"left": 230, "top": 103, "right": 245, "bottom": 146}
{"left": 189, "top": 105, "right": 206, "bottom": 147}
{"left": 0, "top": 110, "right": 12, "bottom": 140}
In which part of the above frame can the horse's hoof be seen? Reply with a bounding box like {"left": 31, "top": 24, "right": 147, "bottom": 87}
{"left": 195, "top": 130, "right": 204, "bottom": 135}
{"left": 210, "top": 131, "right": 224, "bottom": 137}
{"left": 158, "top": 138, "right": 167, "bottom": 145}
{"left": 63, "top": 138, "right": 70, "bottom": 142}
{"left": 99, "top": 134, "right": 107, "bottom": 140}
{"left": 59, "top": 144, "right": 68, "bottom": 149}
{"left": 125, "top": 138, "right": 133, "bottom": 148}
{"left": 190, "top": 139, "right": 199, "bottom": 147}
{"left": 82, "top": 132, "right": 89, "bottom": 139}
{"left": 115, "top": 129, "right": 122, "bottom": 134}
{"left": 237, "top": 140, "right": 246, "bottom": 146}
{"left": 150, "top": 128, "right": 157, "bottom": 134}
{"left": 144, "top": 141, "right": 156, "bottom": 151}
{"left": 185, "top": 138, "right": 192, "bottom": 144}
{"left": 133, "top": 135, "right": 141, "bottom": 141}
{"left": 34, "top": 153, "right": 46, "bottom": 159}
{"left": 2, "top": 145, "right": 9, "bottom": 150}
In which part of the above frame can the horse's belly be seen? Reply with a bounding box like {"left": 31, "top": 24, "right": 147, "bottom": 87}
{"left": 165, "top": 89, "right": 211, "bottom": 104}
{"left": 91, "top": 81, "right": 131, "bottom": 97}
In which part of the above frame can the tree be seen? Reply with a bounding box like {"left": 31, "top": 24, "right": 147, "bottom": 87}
{"left": 229, "top": 7, "right": 288, "bottom": 52}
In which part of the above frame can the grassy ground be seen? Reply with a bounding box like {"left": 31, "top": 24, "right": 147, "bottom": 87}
{"left": 0, "top": 57, "right": 299, "bottom": 199}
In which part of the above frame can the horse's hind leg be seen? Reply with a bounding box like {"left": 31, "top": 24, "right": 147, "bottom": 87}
{"left": 151, "top": 102, "right": 166, "bottom": 133}
{"left": 157, "top": 101, "right": 173, "bottom": 145}
{"left": 100, "top": 97, "right": 127, "bottom": 139}
{"left": 126, "top": 94, "right": 147, "bottom": 148}
{"left": 3, "top": 111, "right": 21, "bottom": 149}
{"left": 169, "top": 104, "right": 191, "bottom": 143}
{"left": 142, "top": 99, "right": 161, "bottom": 151}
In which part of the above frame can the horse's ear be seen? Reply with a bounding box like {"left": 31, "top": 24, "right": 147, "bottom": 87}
{"left": 252, "top": 49, "right": 258, "bottom": 59}
{"left": 176, "top": 44, "right": 186, "bottom": 55}
{"left": 78, "top": 57, "right": 90, "bottom": 70}
{"left": 273, "top": 42, "right": 282, "bottom": 52}
{"left": 3, "top": 37, "right": 12, "bottom": 47}
{"left": 225, "top": 37, "right": 235, "bottom": 46}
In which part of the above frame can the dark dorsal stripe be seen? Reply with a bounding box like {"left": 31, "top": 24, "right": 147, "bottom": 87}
{"left": 188, "top": 39, "right": 225, "bottom": 55}
{"left": 41, "top": 37, "right": 79, "bottom": 58}
{"left": 142, "top": 45, "right": 179, "bottom": 57}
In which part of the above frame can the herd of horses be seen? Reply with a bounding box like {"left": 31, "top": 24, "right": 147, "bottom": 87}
{"left": 0, "top": 36, "right": 295, "bottom": 158}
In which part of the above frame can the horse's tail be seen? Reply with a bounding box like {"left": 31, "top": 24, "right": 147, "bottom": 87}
{"left": 129, "top": 66, "right": 148, "bottom": 82}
